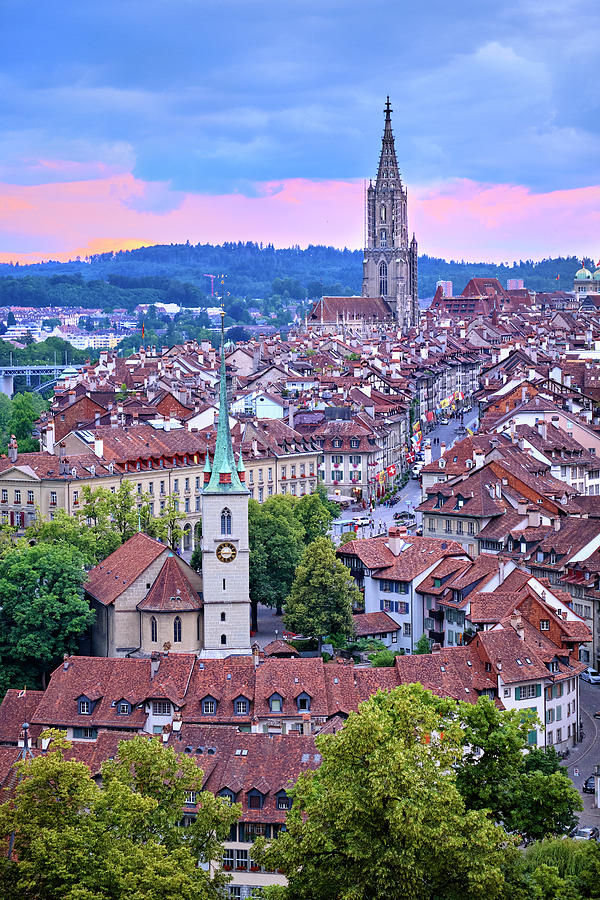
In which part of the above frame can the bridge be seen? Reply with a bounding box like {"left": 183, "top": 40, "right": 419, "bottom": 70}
{"left": 0, "top": 365, "right": 67, "bottom": 396}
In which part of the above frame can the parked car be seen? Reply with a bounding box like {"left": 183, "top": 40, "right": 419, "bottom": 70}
{"left": 353, "top": 516, "right": 371, "bottom": 527}
{"left": 393, "top": 511, "right": 415, "bottom": 523}
{"left": 571, "top": 826, "right": 599, "bottom": 840}
{"left": 583, "top": 776, "right": 596, "bottom": 794}
{"left": 413, "top": 524, "right": 423, "bottom": 536}
{"left": 580, "top": 667, "right": 600, "bottom": 684}
{"left": 411, "top": 462, "right": 423, "bottom": 479}
{"left": 457, "top": 425, "right": 467, "bottom": 435}
{"left": 440, "top": 418, "right": 450, "bottom": 425}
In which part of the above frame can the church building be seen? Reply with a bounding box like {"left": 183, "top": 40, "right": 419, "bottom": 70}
{"left": 361, "top": 97, "right": 419, "bottom": 330}
{"left": 84, "top": 314, "right": 252, "bottom": 660}
{"left": 308, "top": 98, "right": 419, "bottom": 333}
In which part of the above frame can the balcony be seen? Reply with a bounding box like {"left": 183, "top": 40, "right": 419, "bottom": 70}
{"left": 428, "top": 629, "right": 444, "bottom": 643}
{"left": 430, "top": 608, "right": 445, "bottom": 622}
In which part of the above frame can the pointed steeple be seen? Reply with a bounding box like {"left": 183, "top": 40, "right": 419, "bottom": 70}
{"left": 203, "top": 307, "right": 246, "bottom": 494}
{"left": 376, "top": 96, "right": 401, "bottom": 188}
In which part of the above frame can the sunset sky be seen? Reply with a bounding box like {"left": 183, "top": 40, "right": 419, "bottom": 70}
{"left": 1, "top": 0, "right": 599, "bottom": 264}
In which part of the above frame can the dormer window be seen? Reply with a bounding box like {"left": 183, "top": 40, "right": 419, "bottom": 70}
{"left": 219, "top": 788, "right": 236, "bottom": 804}
{"left": 202, "top": 696, "right": 217, "bottom": 715}
{"left": 548, "top": 660, "right": 559, "bottom": 673}
{"left": 118, "top": 701, "right": 131, "bottom": 716}
{"left": 296, "top": 692, "right": 311, "bottom": 712}
{"left": 235, "top": 697, "right": 249, "bottom": 715}
{"left": 247, "top": 789, "right": 264, "bottom": 809}
{"left": 185, "top": 791, "right": 198, "bottom": 805}
{"left": 79, "top": 698, "right": 91, "bottom": 715}
{"left": 276, "top": 790, "right": 292, "bottom": 810}
{"left": 350, "top": 439, "right": 359, "bottom": 449}
{"left": 269, "top": 693, "right": 283, "bottom": 713}
{"left": 540, "top": 620, "right": 550, "bottom": 631}
{"left": 332, "top": 439, "right": 342, "bottom": 448}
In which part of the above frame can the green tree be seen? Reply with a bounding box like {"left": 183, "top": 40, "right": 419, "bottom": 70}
{"left": 368, "top": 649, "right": 399, "bottom": 667}
{"left": 520, "top": 837, "right": 600, "bottom": 898}
{"left": 284, "top": 537, "right": 358, "bottom": 650}
{"left": 414, "top": 634, "right": 431, "bottom": 654}
{"left": 190, "top": 544, "right": 203, "bottom": 573}
{"left": 314, "top": 482, "right": 341, "bottom": 518}
{"left": 5, "top": 393, "right": 47, "bottom": 453}
{"left": 455, "top": 697, "right": 581, "bottom": 841}
{"left": 294, "top": 490, "right": 334, "bottom": 544}
{"left": 254, "top": 684, "right": 520, "bottom": 900}
{"left": 0, "top": 542, "right": 92, "bottom": 688}
{"left": 249, "top": 496, "right": 306, "bottom": 627}
{"left": 0, "top": 733, "right": 239, "bottom": 900}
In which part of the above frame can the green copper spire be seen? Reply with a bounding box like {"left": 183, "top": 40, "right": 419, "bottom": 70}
{"left": 203, "top": 307, "right": 246, "bottom": 494}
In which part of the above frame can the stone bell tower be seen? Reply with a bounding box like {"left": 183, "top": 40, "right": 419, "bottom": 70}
{"left": 200, "top": 308, "right": 251, "bottom": 658}
{"left": 362, "top": 97, "right": 418, "bottom": 330}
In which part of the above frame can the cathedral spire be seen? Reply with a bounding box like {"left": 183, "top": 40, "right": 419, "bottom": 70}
{"left": 203, "top": 304, "right": 246, "bottom": 494}
{"left": 376, "top": 96, "right": 401, "bottom": 188}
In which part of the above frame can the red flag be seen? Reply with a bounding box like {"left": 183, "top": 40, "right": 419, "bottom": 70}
{"left": 556, "top": 274, "right": 560, "bottom": 281}
{"left": 142, "top": 321, "right": 145, "bottom": 339}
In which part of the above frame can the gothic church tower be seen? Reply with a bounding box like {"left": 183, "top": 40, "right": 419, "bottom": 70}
{"left": 362, "top": 98, "right": 419, "bottom": 329}
{"left": 200, "top": 310, "right": 251, "bottom": 658}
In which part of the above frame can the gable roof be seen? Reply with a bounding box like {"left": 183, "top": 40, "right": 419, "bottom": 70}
{"left": 137, "top": 555, "right": 202, "bottom": 612}
{"left": 85, "top": 532, "right": 168, "bottom": 606}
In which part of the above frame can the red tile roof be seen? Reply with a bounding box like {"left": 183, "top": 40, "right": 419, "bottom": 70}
{"left": 353, "top": 611, "right": 399, "bottom": 637}
{"left": 137, "top": 556, "right": 202, "bottom": 612}
{"left": 85, "top": 532, "right": 167, "bottom": 606}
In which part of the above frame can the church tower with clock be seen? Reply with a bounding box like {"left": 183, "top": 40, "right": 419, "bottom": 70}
{"left": 200, "top": 312, "right": 252, "bottom": 658}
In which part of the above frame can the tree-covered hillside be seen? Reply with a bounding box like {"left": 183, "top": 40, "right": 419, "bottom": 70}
{"left": 0, "top": 244, "right": 587, "bottom": 309}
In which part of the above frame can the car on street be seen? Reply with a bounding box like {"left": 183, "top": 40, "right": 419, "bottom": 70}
{"left": 457, "top": 425, "right": 467, "bottom": 435}
{"left": 413, "top": 524, "right": 423, "bottom": 536}
{"left": 353, "top": 516, "right": 371, "bottom": 527}
{"left": 571, "top": 826, "right": 599, "bottom": 840}
{"left": 583, "top": 776, "right": 596, "bottom": 794}
{"left": 580, "top": 667, "right": 600, "bottom": 683}
{"left": 393, "top": 511, "right": 416, "bottom": 524}
{"left": 411, "top": 462, "right": 423, "bottom": 479}
{"left": 440, "top": 417, "right": 450, "bottom": 425}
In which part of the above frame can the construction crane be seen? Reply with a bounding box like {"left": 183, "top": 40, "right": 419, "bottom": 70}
{"left": 203, "top": 274, "right": 219, "bottom": 296}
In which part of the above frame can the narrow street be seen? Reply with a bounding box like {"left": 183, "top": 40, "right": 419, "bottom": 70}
{"left": 333, "top": 411, "right": 480, "bottom": 538}
{"left": 566, "top": 679, "right": 600, "bottom": 828}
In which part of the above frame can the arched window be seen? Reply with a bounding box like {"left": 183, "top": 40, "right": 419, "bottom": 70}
{"left": 220, "top": 633, "right": 227, "bottom": 645}
{"left": 380, "top": 205, "right": 386, "bottom": 223}
{"left": 221, "top": 611, "right": 226, "bottom": 622}
{"left": 380, "top": 229, "right": 387, "bottom": 248}
{"left": 379, "top": 261, "right": 388, "bottom": 296}
{"left": 151, "top": 616, "right": 157, "bottom": 643}
{"left": 173, "top": 616, "right": 182, "bottom": 643}
{"left": 220, "top": 508, "right": 232, "bottom": 535}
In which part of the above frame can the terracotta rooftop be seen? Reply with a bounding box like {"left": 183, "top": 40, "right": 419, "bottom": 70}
{"left": 85, "top": 532, "right": 167, "bottom": 606}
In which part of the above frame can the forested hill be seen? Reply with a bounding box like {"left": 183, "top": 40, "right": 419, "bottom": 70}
{"left": 0, "top": 243, "right": 585, "bottom": 308}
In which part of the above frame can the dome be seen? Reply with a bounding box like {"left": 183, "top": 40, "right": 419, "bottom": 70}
{"left": 594, "top": 266, "right": 600, "bottom": 280}
{"left": 575, "top": 267, "right": 592, "bottom": 280}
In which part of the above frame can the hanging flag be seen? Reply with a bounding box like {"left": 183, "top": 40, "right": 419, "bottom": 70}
{"left": 142, "top": 321, "right": 145, "bottom": 339}
{"left": 556, "top": 274, "right": 560, "bottom": 281}
{"left": 386, "top": 464, "right": 397, "bottom": 477}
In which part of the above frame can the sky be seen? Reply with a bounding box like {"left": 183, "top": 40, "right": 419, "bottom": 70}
{"left": 1, "top": 0, "right": 599, "bottom": 264}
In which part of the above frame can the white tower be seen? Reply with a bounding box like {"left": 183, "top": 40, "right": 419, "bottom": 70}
{"left": 200, "top": 310, "right": 251, "bottom": 658}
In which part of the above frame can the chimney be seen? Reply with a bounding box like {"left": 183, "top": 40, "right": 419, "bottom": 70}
{"left": 94, "top": 437, "right": 104, "bottom": 458}
{"left": 521, "top": 386, "right": 527, "bottom": 403}
{"left": 94, "top": 411, "right": 101, "bottom": 426}
{"left": 252, "top": 642, "right": 260, "bottom": 668}
{"left": 110, "top": 411, "right": 118, "bottom": 428}
{"left": 440, "top": 441, "right": 446, "bottom": 457}
{"left": 387, "top": 526, "right": 408, "bottom": 555}
{"left": 527, "top": 508, "right": 540, "bottom": 528}
{"left": 473, "top": 448, "right": 485, "bottom": 469}
{"left": 536, "top": 419, "right": 547, "bottom": 441}
{"left": 302, "top": 712, "right": 312, "bottom": 736}
{"left": 554, "top": 517, "right": 561, "bottom": 532}
{"left": 517, "top": 497, "right": 527, "bottom": 515}
{"left": 163, "top": 417, "right": 171, "bottom": 433}
{"left": 63, "top": 653, "right": 70, "bottom": 670}
{"left": 510, "top": 615, "right": 524, "bottom": 641}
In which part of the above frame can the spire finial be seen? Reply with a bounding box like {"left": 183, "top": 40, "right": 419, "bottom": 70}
{"left": 385, "top": 96, "right": 392, "bottom": 119}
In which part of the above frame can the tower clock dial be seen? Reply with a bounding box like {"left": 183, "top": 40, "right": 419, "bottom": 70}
{"left": 216, "top": 542, "right": 237, "bottom": 563}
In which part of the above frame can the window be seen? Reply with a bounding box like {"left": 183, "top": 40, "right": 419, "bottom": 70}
{"left": 1, "top": 489, "right": 6, "bottom": 503}
{"left": 27, "top": 490, "right": 34, "bottom": 504}
{"left": 50, "top": 491, "right": 57, "bottom": 506}
{"left": 14, "top": 490, "right": 20, "bottom": 505}
{"left": 184, "top": 498, "right": 190, "bottom": 513}
{"left": 277, "top": 792, "right": 292, "bottom": 810}
{"left": 79, "top": 700, "right": 91, "bottom": 715}
{"left": 150, "top": 616, "right": 158, "bottom": 642}
{"left": 269, "top": 694, "right": 282, "bottom": 712}
{"left": 173, "top": 479, "right": 179, "bottom": 493}
{"left": 468, "top": 521, "right": 475, "bottom": 534}
{"left": 268, "top": 467, "right": 273, "bottom": 481}
{"left": 248, "top": 790, "right": 263, "bottom": 809}
{"left": 149, "top": 482, "right": 154, "bottom": 495}
{"left": 152, "top": 701, "right": 171, "bottom": 716}
{"left": 185, "top": 790, "right": 197, "bottom": 805}
{"left": 258, "top": 468, "right": 264, "bottom": 482}
{"left": 456, "top": 521, "right": 463, "bottom": 534}
{"left": 185, "top": 477, "right": 189, "bottom": 492}
{"left": 379, "top": 260, "right": 388, "bottom": 295}
{"left": 503, "top": 688, "right": 511, "bottom": 698}
{"left": 173, "top": 616, "right": 182, "bottom": 643}
{"left": 221, "top": 508, "right": 232, "bottom": 535}
{"left": 517, "top": 684, "right": 540, "bottom": 700}
{"left": 221, "top": 634, "right": 227, "bottom": 645}
{"left": 556, "top": 727, "right": 562, "bottom": 743}
{"left": 118, "top": 702, "right": 130, "bottom": 715}
{"left": 160, "top": 480, "right": 165, "bottom": 495}
{"left": 291, "top": 465, "right": 296, "bottom": 477}
{"left": 235, "top": 699, "right": 248, "bottom": 715}
{"left": 73, "top": 727, "right": 97, "bottom": 740}
{"left": 221, "top": 611, "right": 226, "bottom": 622}
{"left": 203, "top": 698, "right": 216, "bottom": 715}
{"left": 540, "top": 619, "right": 550, "bottom": 631}
{"left": 380, "top": 229, "right": 387, "bottom": 248}
{"left": 297, "top": 693, "right": 311, "bottom": 711}
{"left": 137, "top": 482, "right": 142, "bottom": 495}
{"left": 403, "top": 622, "right": 411, "bottom": 636}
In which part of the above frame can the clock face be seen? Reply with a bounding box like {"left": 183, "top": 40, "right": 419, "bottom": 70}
{"left": 216, "top": 542, "right": 237, "bottom": 563}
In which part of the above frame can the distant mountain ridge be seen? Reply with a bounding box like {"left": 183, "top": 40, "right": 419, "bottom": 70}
{"left": 0, "top": 242, "right": 585, "bottom": 302}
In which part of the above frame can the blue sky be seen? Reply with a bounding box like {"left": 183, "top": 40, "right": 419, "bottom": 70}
{"left": 1, "top": 0, "right": 599, "bottom": 261}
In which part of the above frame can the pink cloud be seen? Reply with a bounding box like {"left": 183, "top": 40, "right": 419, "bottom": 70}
{"left": 0, "top": 170, "right": 599, "bottom": 264}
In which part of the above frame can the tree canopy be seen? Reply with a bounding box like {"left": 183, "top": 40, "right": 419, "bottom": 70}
{"left": 0, "top": 733, "right": 239, "bottom": 900}
{"left": 284, "top": 537, "right": 358, "bottom": 647}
